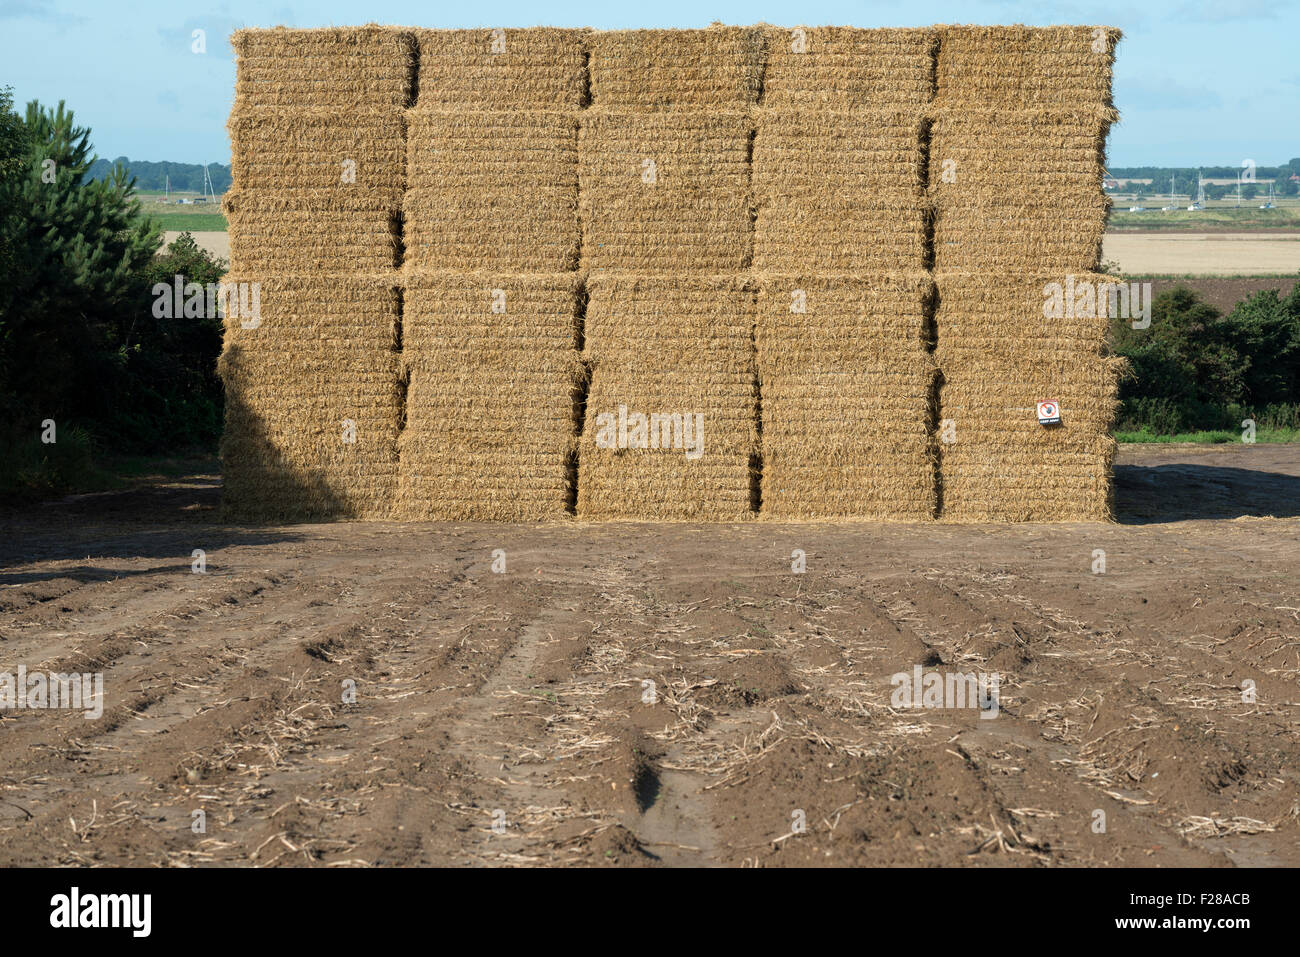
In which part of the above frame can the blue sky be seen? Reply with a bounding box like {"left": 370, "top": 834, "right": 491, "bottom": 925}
{"left": 2, "top": 0, "right": 1297, "bottom": 168}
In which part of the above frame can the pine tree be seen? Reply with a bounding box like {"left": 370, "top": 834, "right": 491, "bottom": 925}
{"left": 0, "top": 100, "right": 161, "bottom": 434}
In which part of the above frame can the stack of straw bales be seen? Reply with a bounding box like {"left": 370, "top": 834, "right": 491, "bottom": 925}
{"left": 931, "top": 26, "right": 1122, "bottom": 521}
{"left": 577, "top": 27, "right": 763, "bottom": 519}
{"left": 222, "top": 23, "right": 1121, "bottom": 524}
{"left": 397, "top": 29, "right": 587, "bottom": 519}
{"left": 222, "top": 26, "right": 412, "bottom": 519}
{"left": 398, "top": 273, "right": 583, "bottom": 519}
{"left": 578, "top": 276, "right": 758, "bottom": 519}
{"left": 753, "top": 26, "right": 938, "bottom": 518}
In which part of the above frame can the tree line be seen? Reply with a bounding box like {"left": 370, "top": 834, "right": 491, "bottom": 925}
{"left": 87, "top": 156, "right": 232, "bottom": 194}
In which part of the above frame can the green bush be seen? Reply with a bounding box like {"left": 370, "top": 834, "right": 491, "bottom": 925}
{"left": 1113, "top": 280, "right": 1300, "bottom": 436}
{"left": 0, "top": 426, "right": 101, "bottom": 497}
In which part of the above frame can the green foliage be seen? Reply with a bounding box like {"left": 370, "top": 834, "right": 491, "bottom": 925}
{"left": 0, "top": 87, "right": 30, "bottom": 277}
{"left": 0, "top": 425, "right": 102, "bottom": 497}
{"left": 0, "top": 99, "right": 162, "bottom": 437}
{"left": 0, "top": 100, "right": 229, "bottom": 498}
{"left": 87, "top": 156, "right": 231, "bottom": 193}
{"left": 123, "top": 232, "right": 226, "bottom": 448}
{"left": 1113, "top": 282, "right": 1300, "bottom": 435}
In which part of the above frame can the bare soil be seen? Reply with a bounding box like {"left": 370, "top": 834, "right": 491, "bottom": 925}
{"left": 2, "top": 443, "right": 1298, "bottom": 867}
{"left": 1134, "top": 276, "right": 1298, "bottom": 314}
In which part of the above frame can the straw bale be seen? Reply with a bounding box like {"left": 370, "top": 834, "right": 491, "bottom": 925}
{"left": 755, "top": 275, "right": 936, "bottom": 519}
{"left": 224, "top": 188, "right": 401, "bottom": 275}
{"left": 587, "top": 27, "right": 764, "bottom": 109}
{"left": 577, "top": 452, "right": 757, "bottom": 521}
{"left": 763, "top": 450, "right": 937, "bottom": 519}
{"left": 755, "top": 273, "right": 933, "bottom": 362}
{"left": 402, "top": 271, "right": 581, "bottom": 369}
{"left": 406, "top": 110, "right": 578, "bottom": 189}
{"left": 579, "top": 110, "right": 753, "bottom": 272}
{"left": 415, "top": 28, "right": 588, "bottom": 110}
{"left": 403, "top": 110, "right": 578, "bottom": 272}
{"left": 940, "top": 358, "right": 1125, "bottom": 436}
{"left": 583, "top": 274, "right": 755, "bottom": 373}
{"left": 935, "top": 26, "right": 1121, "bottom": 108}
{"left": 578, "top": 276, "right": 758, "bottom": 520}
{"left": 232, "top": 26, "right": 415, "bottom": 110}
{"left": 928, "top": 106, "right": 1114, "bottom": 194}
{"left": 932, "top": 193, "right": 1109, "bottom": 273}
{"left": 229, "top": 108, "right": 406, "bottom": 191}
{"left": 752, "top": 104, "right": 927, "bottom": 275}
{"left": 396, "top": 273, "right": 582, "bottom": 521}
{"left": 754, "top": 109, "right": 926, "bottom": 195}
{"left": 219, "top": 275, "right": 402, "bottom": 520}
{"left": 940, "top": 439, "right": 1116, "bottom": 522}
{"left": 934, "top": 271, "right": 1119, "bottom": 360}
{"left": 762, "top": 26, "right": 937, "bottom": 109}
{"left": 755, "top": 194, "right": 927, "bottom": 273}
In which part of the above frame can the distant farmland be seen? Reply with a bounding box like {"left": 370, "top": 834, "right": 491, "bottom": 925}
{"left": 151, "top": 211, "right": 228, "bottom": 231}
{"left": 1107, "top": 204, "right": 1300, "bottom": 232}
{"left": 1102, "top": 232, "right": 1300, "bottom": 275}
{"left": 140, "top": 191, "right": 228, "bottom": 236}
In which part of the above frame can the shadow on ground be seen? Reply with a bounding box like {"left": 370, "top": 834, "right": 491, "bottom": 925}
{"left": 1116, "top": 463, "right": 1300, "bottom": 523}
{"left": 0, "top": 473, "right": 311, "bottom": 581}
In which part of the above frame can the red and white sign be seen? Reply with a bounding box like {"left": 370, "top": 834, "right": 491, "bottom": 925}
{"left": 1037, "top": 400, "right": 1062, "bottom": 425}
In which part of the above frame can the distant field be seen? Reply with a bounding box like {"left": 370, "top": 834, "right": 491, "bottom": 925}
{"left": 1120, "top": 275, "right": 1298, "bottom": 312}
{"left": 163, "top": 230, "right": 229, "bottom": 261}
{"left": 1108, "top": 205, "right": 1300, "bottom": 231}
{"left": 1102, "top": 232, "right": 1300, "bottom": 275}
{"left": 151, "top": 212, "right": 228, "bottom": 231}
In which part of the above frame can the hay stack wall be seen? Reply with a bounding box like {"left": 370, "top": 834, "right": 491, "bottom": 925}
{"left": 931, "top": 25, "right": 1122, "bottom": 521}
{"left": 223, "top": 24, "right": 1121, "bottom": 524}
{"left": 222, "top": 26, "right": 412, "bottom": 520}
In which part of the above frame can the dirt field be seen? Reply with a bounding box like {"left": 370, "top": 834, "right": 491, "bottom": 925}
{"left": 163, "top": 230, "right": 229, "bottom": 261}
{"left": 1102, "top": 232, "right": 1300, "bottom": 275}
{"left": 1135, "top": 276, "right": 1298, "bottom": 313}
{"left": 2, "top": 444, "right": 1298, "bottom": 867}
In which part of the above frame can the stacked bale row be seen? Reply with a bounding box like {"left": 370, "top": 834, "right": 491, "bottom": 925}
{"left": 753, "top": 27, "right": 939, "bottom": 518}
{"left": 396, "top": 29, "right": 587, "bottom": 519}
{"left": 221, "top": 24, "right": 1121, "bottom": 524}
{"left": 932, "top": 26, "right": 1122, "bottom": 521}
{"left": 577, "top": 28, "right": 763, "bottom": 519}
{"left": 221, "top": 27, "right": 412, "bottom": 519}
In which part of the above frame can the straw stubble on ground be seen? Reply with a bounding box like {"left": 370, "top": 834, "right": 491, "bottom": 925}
{"left": 1, "top": 443, "right": 1297, "bottom": 866}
